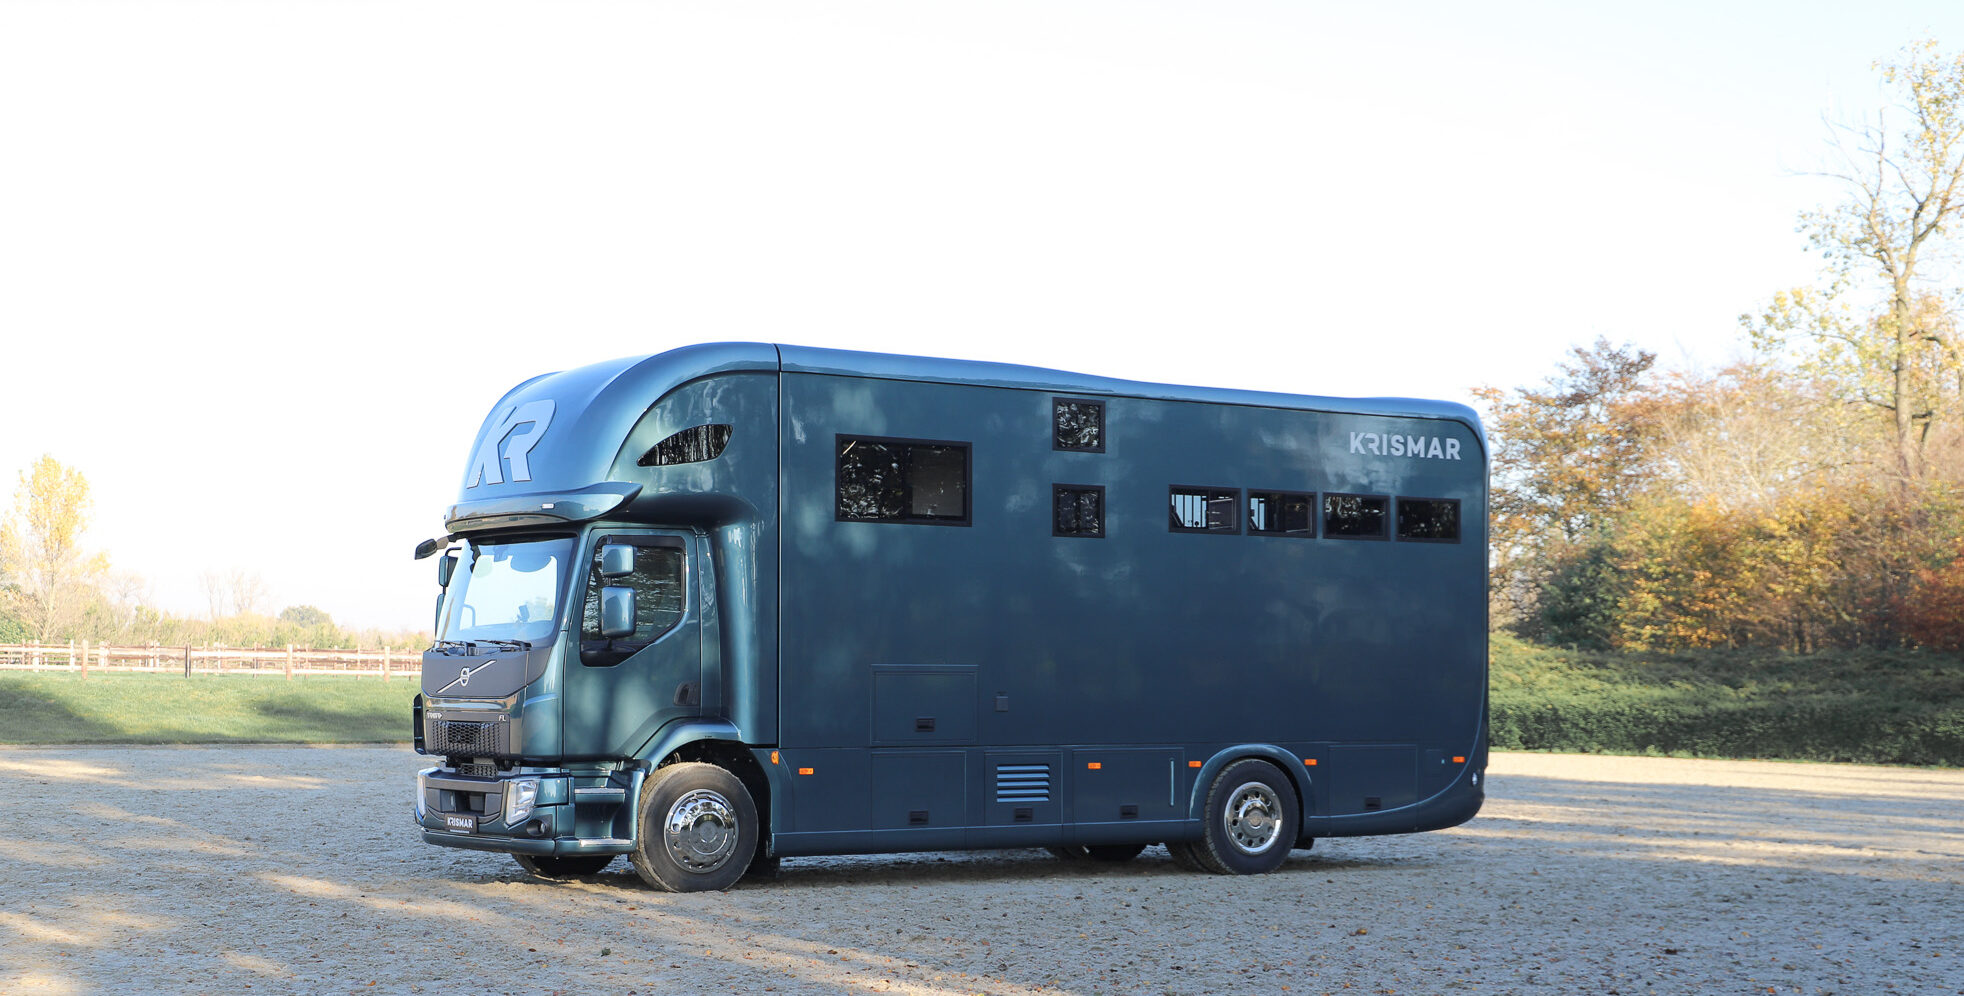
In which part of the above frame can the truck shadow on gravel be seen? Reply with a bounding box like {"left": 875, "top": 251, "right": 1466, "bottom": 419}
{"left": 546, "top": 846, "right": 1425, "bottom": 891}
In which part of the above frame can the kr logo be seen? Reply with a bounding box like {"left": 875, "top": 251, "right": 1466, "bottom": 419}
{"left": 466, "top": 400, "right": 555, "bottom": 488}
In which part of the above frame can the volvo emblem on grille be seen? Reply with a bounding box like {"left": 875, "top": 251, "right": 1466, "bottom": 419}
{"left": 436, "top": 660, "right": 496, "bottom": 695}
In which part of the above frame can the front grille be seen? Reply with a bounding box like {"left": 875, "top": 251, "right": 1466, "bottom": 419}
{"left": 456, "top": 762, "right": 497, "bottom": 778}
{"left": 428, "top": 719, "right": 507, "bottom": 757}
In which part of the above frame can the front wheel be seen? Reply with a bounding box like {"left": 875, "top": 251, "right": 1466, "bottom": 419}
{"left": 1187, "top": 759, "right": 1298, "bottom": 876}
{"left": 629, "top": 762, "right": 758, "bottom": 893}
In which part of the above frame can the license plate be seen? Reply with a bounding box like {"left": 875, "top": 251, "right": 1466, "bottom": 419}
{"left": 445, "top": 815, "right": 475, "bottom": 833}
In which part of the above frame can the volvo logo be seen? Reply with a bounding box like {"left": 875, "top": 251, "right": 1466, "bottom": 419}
{"left": 435, "top": 660, "right": 497, "bottom": 695}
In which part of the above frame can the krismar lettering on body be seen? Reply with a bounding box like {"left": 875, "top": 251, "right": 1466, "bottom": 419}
{"left": 1350, "top": 431, "right": 1462, "bottom": 460}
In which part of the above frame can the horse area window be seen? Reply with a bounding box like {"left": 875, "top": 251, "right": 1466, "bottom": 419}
{"left": 1169, "top": 486, "right": 1239, "bottom": 533}
{"left": 1324, "top": 493, "right": 1388, "bottom": 539}
{"left": 1397, "top": 497, "right": 1461, "bottom": 542}
{"left": 1248, "top": 491, "right": 1314, "bottom": 537}
{"left": 1053, "top": 399, "right": 1105, "bottom": 452}
{"left": 1053, "top": 485, "right": 1105, "bottom": 538}
{"left": 836, "top": 436, "right": 971, "bottom": 525}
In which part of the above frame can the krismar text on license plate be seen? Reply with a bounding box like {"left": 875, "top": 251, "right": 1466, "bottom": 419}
{"left": 445, "top": 815, "right": 474, "bottom": 833}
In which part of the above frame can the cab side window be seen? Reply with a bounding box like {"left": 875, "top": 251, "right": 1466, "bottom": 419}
{"left": 580, "top": 542, "right": 686, "bottom": 667}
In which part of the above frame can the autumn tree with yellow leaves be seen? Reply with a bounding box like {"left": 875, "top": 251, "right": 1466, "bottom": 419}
{"left": 0, "top": 455, "right": 109, "bottom": 643}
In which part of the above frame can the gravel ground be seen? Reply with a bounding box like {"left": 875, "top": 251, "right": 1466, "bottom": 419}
{"left": 0, "top": 746, "right": 1958, "bottom": 996}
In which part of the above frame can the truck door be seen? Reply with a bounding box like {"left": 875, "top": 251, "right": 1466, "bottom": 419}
{"left": 560, "top": 530, "right": 702, "bottom": 758}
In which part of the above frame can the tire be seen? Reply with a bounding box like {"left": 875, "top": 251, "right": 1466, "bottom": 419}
{"left": 1047, "top": 844, "right": 1147, "bottom": 863}
{"left": 629, "top": 762, "right": 759, "bottom": 893}
{"left": 1188, "top": 759, "right": 1298, "bottom": 876}
{"left": 1165, "top": 840, "right": 1209, "bottom": 873}
{"left": 512, "top": 853, "right": 616, "bottom": 879}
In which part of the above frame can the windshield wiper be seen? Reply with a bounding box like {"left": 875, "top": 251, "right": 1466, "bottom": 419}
{"left": 434, "top": 638, "right": 532, "bottom": 654}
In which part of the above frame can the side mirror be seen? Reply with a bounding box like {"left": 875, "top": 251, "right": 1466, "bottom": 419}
{"left": 599, "top": 543, "right": 636, "bottom": 579}
{"left": 437, "top": 552, "right": 458, "bottom": 588}
{"left": 600, "top": 586, "right": 636, "bottom": 639}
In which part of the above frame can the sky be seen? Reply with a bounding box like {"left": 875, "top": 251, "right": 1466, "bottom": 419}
{"left": 2, "top": 0, "right": 1961, "bottom": 631}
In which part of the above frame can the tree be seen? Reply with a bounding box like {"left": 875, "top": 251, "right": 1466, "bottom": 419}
{"left": 279, "top": 605, "right": 333, "bottom": 628}
{"left": 1473, "top": 338, "right": 1660, "bottom": 631}
{"left": 1648, "top": 362, "right": 1860, "bottom": 509}
{"left": 0, "top": 455, "right": 108, "bottom": 642}
{"left": 1747, "top": 40, "right": 1964, "bottom": 484}
{"left": 200, "top": 567, "right": 270, "bottom": 620}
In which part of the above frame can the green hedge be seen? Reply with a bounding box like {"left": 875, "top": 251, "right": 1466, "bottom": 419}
{"left": 1489, "top": 635, "right": 1964, "bottom": 766}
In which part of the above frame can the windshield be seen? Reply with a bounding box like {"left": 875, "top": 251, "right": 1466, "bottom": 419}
{"left": 437, "top": 537, "right": 573, "bottom": 645}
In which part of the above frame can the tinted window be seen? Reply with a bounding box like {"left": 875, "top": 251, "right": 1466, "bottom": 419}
{"left": 1054, "top": 399, "right": 1105, "bottom": 452}
{"left": 1248, "top": 491, "right": 1314, "bottom": 537}
{"left": 638, "top": 424, "right": 732, "bottom": 466}
{"left": 836, "top": 436, "right": 971, "bottom": 525}
{"left": 1169, "top": 486, "right": 1239, "bottom": 533}
{"left": 1323, "top": 493, "right": 1387, "bottom": 539}
{"left": 1053, "top": 484, "right": 1105, "bottom": 538}
{"left": 1397, "top": 497, "right": 1461, "bottom": 542}
{"left": 580, "top": 542, "right": 686, "bottom": 667}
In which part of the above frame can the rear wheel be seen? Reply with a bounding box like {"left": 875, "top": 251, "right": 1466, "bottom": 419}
{"left": 512, "top": 853, "right": 616, "bottom": 879}
{"left": 1188, "top": 759, "right": 1298, "bottom": 876}
{"left": 629, "top": 762, "right": 758, "bottom": 893}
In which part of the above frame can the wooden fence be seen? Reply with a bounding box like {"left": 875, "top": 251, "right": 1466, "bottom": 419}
{"left": 0, "top": 641, "right": 419, "bottom": 679}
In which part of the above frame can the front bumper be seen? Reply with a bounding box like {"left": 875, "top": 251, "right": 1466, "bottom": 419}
{"left": 415, "top": 765, "right": 639, "bottom": 856}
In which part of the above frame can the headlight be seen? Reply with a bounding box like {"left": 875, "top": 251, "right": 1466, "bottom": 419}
{"left": 505, "top": 776, "right": 541, "bottom": 825}
{"left": 415, "top": 767, "right": 434, "bottom": 820}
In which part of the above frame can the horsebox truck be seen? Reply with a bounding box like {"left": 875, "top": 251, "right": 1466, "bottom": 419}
{"left": 410, "top": 343, "right": 1487, "bottom": 892}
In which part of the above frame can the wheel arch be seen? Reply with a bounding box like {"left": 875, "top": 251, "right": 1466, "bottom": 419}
{"left": 631, "top": 720, "right": 772, "bottom": 852}
{"left": 1186, "top": 745, "right": 1309, "bottom": 828}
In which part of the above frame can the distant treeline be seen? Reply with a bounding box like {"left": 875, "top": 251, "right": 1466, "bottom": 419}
{"left": 1484, "top": 345, "right": 1964, "bottom": 653}
{"left": 0, "top": 597, "right": 427, "bottom": 653}
{"left": 0, "top": 454, "right": 424, "bottom": 652}
{"left": 0, "top": 602, "right": 426, "bottom": 653}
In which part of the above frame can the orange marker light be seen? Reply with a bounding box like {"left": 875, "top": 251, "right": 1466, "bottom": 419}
{"left": 1188, "top": 760, "right": 1202, "bottom": 768}
{"left": 1086, "top": 762, "right": 1102, "bottom": 770}
{"left": 770, "top": 751, "right": 780, "bottom": 765}
{"left": 1452, "top": 756, "right": 1466, "bottom": 764}
{"left": 1303, "top": 758, "right": 1318, "bottom": 766}
{"left": 797, "top": 767, "right": 814, "bottom": 776}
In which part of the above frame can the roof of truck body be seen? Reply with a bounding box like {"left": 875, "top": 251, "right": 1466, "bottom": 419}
{"left": 572, "top": 341, "right": 1484, "bottom": 440}
{"left": 771, "top": 343, "right": 1483, "bottom": 433}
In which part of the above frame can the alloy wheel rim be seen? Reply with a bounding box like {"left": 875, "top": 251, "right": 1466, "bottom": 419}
{"left": 1224, "top": 781, "right": 1282, "bottom": 855}
{"left": 664, "top": 788, "right": 740, "bottom": 872}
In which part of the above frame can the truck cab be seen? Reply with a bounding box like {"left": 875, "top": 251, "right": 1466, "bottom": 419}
{"left": 414, "top": 343, "right": 782, "bottom": 890}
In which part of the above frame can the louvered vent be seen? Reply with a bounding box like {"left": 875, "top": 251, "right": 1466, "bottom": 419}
{"left": 995, "top": 764, "right": 1051, "bottom": 804}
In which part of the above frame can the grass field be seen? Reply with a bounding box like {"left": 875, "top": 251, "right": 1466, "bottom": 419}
{"left": 1489, "top": 635, "right": 1964, "bottom": 766}
{"left": 0, "top": 671, "right": 417, "bottom": 744}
